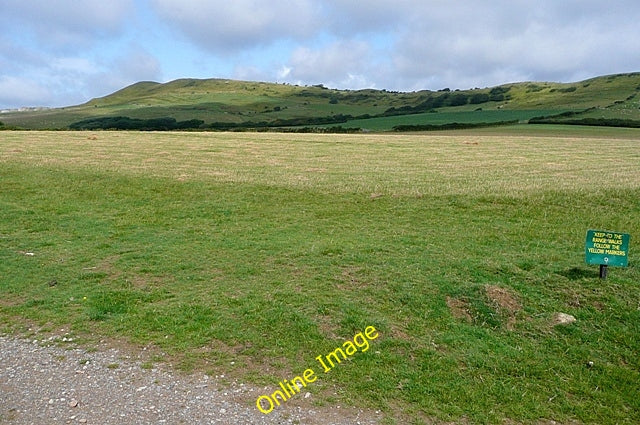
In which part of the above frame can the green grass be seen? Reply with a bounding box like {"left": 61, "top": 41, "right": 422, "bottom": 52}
{"left": 1, "top": 129, "right": 639, "bottom": 424}
{"left": 2, "top": 73, "right": 639, "bottom": 130}
{"left": 337, "top": 109, "right": 564, "bottom": 131}
{"left": 502, "top": 73, "right": 640, "bottom": 109}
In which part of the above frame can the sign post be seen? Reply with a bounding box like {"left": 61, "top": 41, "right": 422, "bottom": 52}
{"left": 585, "top": 230, "right": 630, "bottom": 279}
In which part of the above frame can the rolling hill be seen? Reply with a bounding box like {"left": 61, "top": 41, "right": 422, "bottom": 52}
{"left": 1, "top": 72, "right": 639, "bottom": 131}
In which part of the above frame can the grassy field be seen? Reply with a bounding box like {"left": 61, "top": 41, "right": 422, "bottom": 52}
{"left": 1, "top": 128, "right": 639, "bottom": 424}
{"left": 335, "top": 110, "right": 564, "bottom": 131}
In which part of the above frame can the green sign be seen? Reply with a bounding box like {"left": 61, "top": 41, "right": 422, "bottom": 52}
{"left": 585, "top": 230, "right": 630, "bottom": 267}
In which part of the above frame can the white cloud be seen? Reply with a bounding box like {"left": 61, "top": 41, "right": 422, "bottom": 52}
{"left": 0, "top": 76, "right": 52, "bottom": 108}
{"left": 150, "top": 0, "right": 321, "bottom": 52}
{"left": 114, "top": 47, "right": 163, "bottom": 83}
{"left": 386, "top": 0, "right": 640, "bottom": 90}
{"left": 0, "top": 46, "right": 162, "bottom": 109}
{"left": 277, "top": 66, "right": 292, "bottom": 80}
{"left": 52, "top": 58, "right": 99, "bottom": 75}
{"left": 0, "top": 37, "right": 47, "bottom": 72}
{"left": 1, "top": 0, "right": 640, "bottom": 108}
{"left": 321, "top": 0, "right": 404, "bottom": 35}
{"left": 233, "top": 65, "right": 265, "bottom": 83}
{"left": 286, "top": 40, "right": 377, "bottom": 88}
{"left": 219, "top": 0, "right": 640, "bottom": 91}
{"left": 231, "top": 39, "right": 383, "bottom": 89}
{"left": 1, "top": 0, "right": 133, "bottom": 49}
{"left": 86, "top": 47, "right": 163, "bottom": 100}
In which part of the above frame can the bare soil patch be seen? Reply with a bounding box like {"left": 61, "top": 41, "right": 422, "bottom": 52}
{"left": 485, "top": 285, "right": 522, "bottom": 329}
{"left": 446, "top": 296, "right": 473, "bottom": 323}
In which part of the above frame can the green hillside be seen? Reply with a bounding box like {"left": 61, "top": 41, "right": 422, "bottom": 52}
{"left": 2, "top": 73, "right": 639, "bottom": 130}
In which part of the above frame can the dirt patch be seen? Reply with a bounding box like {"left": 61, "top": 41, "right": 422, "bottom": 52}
{"left": 485, "top": 285, "right": 521, "bottom": 313}
{"left": 385, "top": 399, "right": 470, "bottom": 425}
{"left": 88, "top": 255, "right": 120, "bottom": 273}
{"left": 316, "top": 315, "right": 339, "bottom": 339}
{"left": 0, "top": 292, "right": 28, "bottom": 308}
{"left": 128, "top": 273, "right": 172, "bottom": 289}
{"left": 336, "top": 266, "right": 368, "bottom": 290}
{"left": 485, "top": 285, "right": 522, "bottom": 330}
{"left": 80, "top": 255, "right": 122, "bottom": 283}
{"left": 446, "top": 297, "right": 472, "bottom": 323}
{"left": 388, "top": 323, "right": 411, "bottom": 340}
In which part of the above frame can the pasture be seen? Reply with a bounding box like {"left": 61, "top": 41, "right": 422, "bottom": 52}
{"left": 1, "top": 128, "right": 639, "bottom": 424}
{"left": 331, "top": 109, "right": 563, "bottom": 131}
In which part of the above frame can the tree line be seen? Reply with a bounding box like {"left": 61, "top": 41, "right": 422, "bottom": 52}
{"left": 383, "top": 86, "right": 510, "bottom": 116}
{"left": 69, "top": 116, "right": 205, "bottom": 131}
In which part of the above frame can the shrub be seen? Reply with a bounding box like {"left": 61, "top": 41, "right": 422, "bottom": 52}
{"left": 448, "top": 93, "right": 469, "bottom": 106}
{"left": 550, "top": 86, "right": 577, "bottom": 93}
{"left": 526, "top": 84, "right": 544, "bottom": 93}
{"left": 528, "top": 114, "right": 640, "bottom": 128}
{"left": 489, "top": 86, "right": 510, "bottom": 95}
{"left": 69, "top": 116, "right": 204, "bottom": 131}
{"left": 393, "top": 120, "right": 518, "bottom": 132}
{"left": 470, "top": 93, "right": 490, "bottom": 104}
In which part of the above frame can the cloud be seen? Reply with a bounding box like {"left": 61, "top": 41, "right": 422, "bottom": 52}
{"left": 114, "top": 47, "right": 163, "bottom": 83}
{"left": 0, "top": 37, "right": 48, "bottom": 73}
{"left": 83, "top": 47, "right": 163, "bottom": 102}
{"left": 1, "top": 0, "right": 133, "bottom": 49}
{"left": 386, "top": 0, "right": 640, "bottom": 90}
{"left": 0, "top": 2, "right": 147, "bottom": 107}
{"left": 278, "top": 66, "right": 292, "bottom": 80}
{"left": 320, "top": 0, "right": 404, "bottom": 35}
{"left": 232, "top": 39, "right": 383, "bottom": 90}
{"left": 0, "top": 46, "right": 161, "bottom": 109}
{"left": 1, "top": 0, "right": 639, "bottom": 108}
{"left": 0, "top": 76, "right": 52, "bottom": 108}
{"left": 153, "top": 0, "right": 639, "bottom": 91}
{"left": 285, "top": 40, "right": 379, "bottom": 89}
{"left": 150, "top": 0, "right": 321, "bottom": 52}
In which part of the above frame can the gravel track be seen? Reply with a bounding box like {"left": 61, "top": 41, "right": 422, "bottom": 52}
{"left": 0, "top": 336, "right": 381, "bottom": 425}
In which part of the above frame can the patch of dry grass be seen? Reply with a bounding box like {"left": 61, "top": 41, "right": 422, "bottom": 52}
{"left": 1, "top": 130, "right": 639, "bottom": 198}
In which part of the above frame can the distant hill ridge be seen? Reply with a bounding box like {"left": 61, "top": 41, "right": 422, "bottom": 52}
{"left": 2, "top": 72, "right": 640, "bottom": 130}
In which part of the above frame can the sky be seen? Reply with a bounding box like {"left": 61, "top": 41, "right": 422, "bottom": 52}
{"left": 1, "top": 0, "right": 640, "bottom": 109}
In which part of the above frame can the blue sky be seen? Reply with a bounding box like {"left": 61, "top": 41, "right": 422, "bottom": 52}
{"left": 1, "top": 0, "right": 639, "bottom": 109}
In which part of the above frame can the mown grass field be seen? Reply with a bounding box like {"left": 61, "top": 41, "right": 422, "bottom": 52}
{"left": 1, "top": 128, "right": 639, "bottom": 424}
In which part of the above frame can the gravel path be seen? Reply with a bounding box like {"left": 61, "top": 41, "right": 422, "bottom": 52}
{"left": 0, "top": 336, "right": 381, "bottom": 425}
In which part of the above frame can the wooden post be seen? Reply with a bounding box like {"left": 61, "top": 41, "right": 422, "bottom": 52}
{"left": 599, "top": 264, "right": 608, "bottom": 279}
